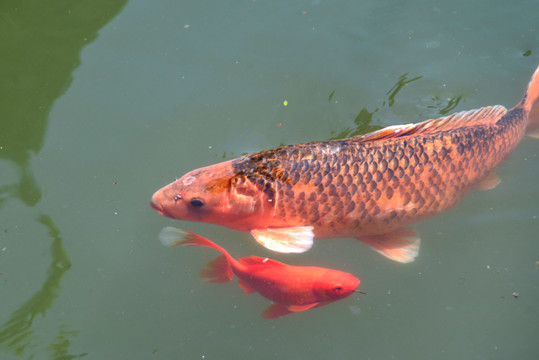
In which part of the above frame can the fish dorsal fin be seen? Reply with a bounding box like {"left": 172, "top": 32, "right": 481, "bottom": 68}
{"left": 239, "top": 256, "right": 286, "bottom": 267}
{"left": 352, "top": 105, "right": 507, "bottom": 143}
{"left": 250, "top": 226, "right": 314, "bottom": 253}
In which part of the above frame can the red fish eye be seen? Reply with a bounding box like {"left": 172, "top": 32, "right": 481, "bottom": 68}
{"left": 334, "top": 286, "right": 343, "bottom": 292}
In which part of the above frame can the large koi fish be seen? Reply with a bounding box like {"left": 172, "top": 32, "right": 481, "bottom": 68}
{"left": 151, "top": 66, "right": 539, "bottom": 263}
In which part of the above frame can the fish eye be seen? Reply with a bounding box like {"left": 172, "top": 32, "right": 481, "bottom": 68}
{"left": 333, "top": 286, "right": 343, "bottom": 292}
{"left": 190, "top": 198, "right": 205, "bottom": 208}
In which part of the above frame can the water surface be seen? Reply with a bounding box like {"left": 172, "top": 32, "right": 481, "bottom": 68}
{"left": 1, "top": 1, "right": 538, "bottom": 359}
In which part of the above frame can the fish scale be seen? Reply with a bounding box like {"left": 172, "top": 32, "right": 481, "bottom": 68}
{"left": 151, "top": 65, "right": 539, "bottom": 262}
{"left": 230, "top": 121, "right": 500, "bottom": 238}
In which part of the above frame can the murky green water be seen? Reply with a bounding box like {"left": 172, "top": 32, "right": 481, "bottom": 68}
{"left": 1, "top": 1, "right": 538, "bottom": 359}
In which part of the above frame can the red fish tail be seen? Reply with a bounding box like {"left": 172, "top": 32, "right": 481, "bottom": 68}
{"left": 176, "top": 229, "right": 229, "bottom": 254}
{"left": 200, "top": 255, "right": 234, "bottom": 283}
{"left": 178, "top": 231, "right": 236, "bottom": 282}
{"left": 159, "top": 227, "right": 235, "bottom": 282}
{"left": 521, "top": 65, "right": 539, "bottom": 138}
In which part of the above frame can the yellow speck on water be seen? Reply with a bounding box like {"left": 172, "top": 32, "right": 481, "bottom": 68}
{"left": 283, "top": 100, "right": 288, "bottom": 106}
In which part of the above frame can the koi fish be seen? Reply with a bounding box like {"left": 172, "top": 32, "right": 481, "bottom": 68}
{"left": 159, "top": 226, "right": 361, "bottom": 319}
{"left": 151, "top": 66, "right": 539, "bottom": 263}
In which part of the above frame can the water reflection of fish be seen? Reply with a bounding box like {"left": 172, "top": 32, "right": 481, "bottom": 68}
{"left": 159, "top": 226, "right": 361, "bottom": 319}
{"left": 152, "top": 66, "right": 539, "bottom": 263}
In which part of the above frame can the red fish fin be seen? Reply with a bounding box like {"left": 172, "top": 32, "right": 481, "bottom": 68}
{"left": 199, "top": 255, "right": 234, "bottom": 284}
{"left": 261, "top": 303, "right": 294, "bottom": 319}
{"left": 526, "top": 116, "right": 539, "bottom": 138}
{"left": 239, "top": 255, "right": 286, "bottom": 267}
{"left": 250, "top": 226, "right": 314, "bottom": 253}
{"left": 358, "top": 228, "right": 420, "bottom": 263}
{"left": 471, "top": 172, "right": 501, "bottom": 191}
{"left": 287, "top": 303, "right": 319, "bottom": 312}
{"left": 159, "top": 226, "right": 228, "bottom": 254}
{"left": 522, "top": 66, "right": 539, "bottom": 138}
{"left": 352, "top": 106, "right": 507, "bottom": 143}
{"left": 160, "top": 227, "right": 234, "bottom": 283}
{"left": 262, "top": 302, "right": 332, "bottom": 318}
{"left": 237, "top": 279, "right": 256, "bottom": 294}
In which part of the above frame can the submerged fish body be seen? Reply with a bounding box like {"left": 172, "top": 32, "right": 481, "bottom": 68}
{"left": 152, "top": 66, "right": 539, "bottom": 263}
{"left": 159, "top": 226, "right": 360, "bottom": 319}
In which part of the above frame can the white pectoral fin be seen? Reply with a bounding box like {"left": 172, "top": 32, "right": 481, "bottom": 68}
{"left": 250, "top": 226, "right": 314, "bottom": 253}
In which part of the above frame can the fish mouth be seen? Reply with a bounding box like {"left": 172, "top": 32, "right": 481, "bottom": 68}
{"left": 150, "top": 196, "right": 173, "bottom": 218}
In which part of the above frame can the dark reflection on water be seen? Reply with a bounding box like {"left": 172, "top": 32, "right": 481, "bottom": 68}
{"left": 330, "top": 73, "right": 422, "bottom": 140}
{"left": 329, "top": 73, "right": 464, "bottom": 141}
{"left": 0, "top": 216, "right": 86, "bottom": 359}
{"left": 330, "top": 106, "right": 382, "bottom": 141}
{"left": 0, "top": 0, "right": 127, "bottom": 206}
{"left": 429, "top": 94, "right": 464, "bottom": 115}
{"left": 0, "top": 1, "right": 127, "bottom": 358}
{"left": 47, "top": 325, "right": 86, "bottom": 360}
{"left": 386, "top": 73, "right": 423, "bottom": 108}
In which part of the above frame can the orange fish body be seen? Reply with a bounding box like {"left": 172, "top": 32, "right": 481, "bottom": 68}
{"left": 152, "top": 66, "right": 539, "bottom": 263}
{"left": 159, "top": 227, "right": 360, "bottom": 318}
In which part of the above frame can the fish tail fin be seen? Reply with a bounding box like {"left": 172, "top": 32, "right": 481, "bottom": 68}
{"left": 159, "top": 226, "right": 227, "bottom": 254}
{"left": 200, "top": 255, "right": 234, "bottom": 283}
{"left": 159, "top": 226, "right": 235, "bottom": 283}
{"left": 159, "top": 225, "right": 235, "bottom": 269}
{"left": 520, "top": 65, "right": 539, "bottom": 138}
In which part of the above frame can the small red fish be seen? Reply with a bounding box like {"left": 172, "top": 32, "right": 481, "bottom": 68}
{"left": 159, "top": 226, "right": 361, "bottom": 318}
{"left": 152, "top": 66, "right": 539, "bottom": 263}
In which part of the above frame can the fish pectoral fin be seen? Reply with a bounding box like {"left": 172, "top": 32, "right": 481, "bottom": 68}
{"left": 357, "top": 228, "right": 420, "bottom": 263}
{"left": 287, "top": 303, "right": 319, "bottom": 312}
{"left": 250, "top": 226, "right": 314, "bottom": 253}
{"left": 237, "top": 279, "right": 256, "bottom": 294}
{"left": 261, "top": 303, "right": 294, "bottom": 319}
{"left": 471, "top": 172, "right": 501, "bottom": 191}
{"left": 261, "top": 302, "right": 324, "bottom": 319}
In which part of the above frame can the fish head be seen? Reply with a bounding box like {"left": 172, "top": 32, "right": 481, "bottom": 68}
{"left": 151, "top": 159, "right": 271, "bottom": 230}
{"left": 314, "top": 270, "right": 361, "bottom": 301}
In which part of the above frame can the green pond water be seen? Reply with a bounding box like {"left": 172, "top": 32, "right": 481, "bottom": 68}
{"left": 1, "top": 0, "right": 538, "bottom": 359}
